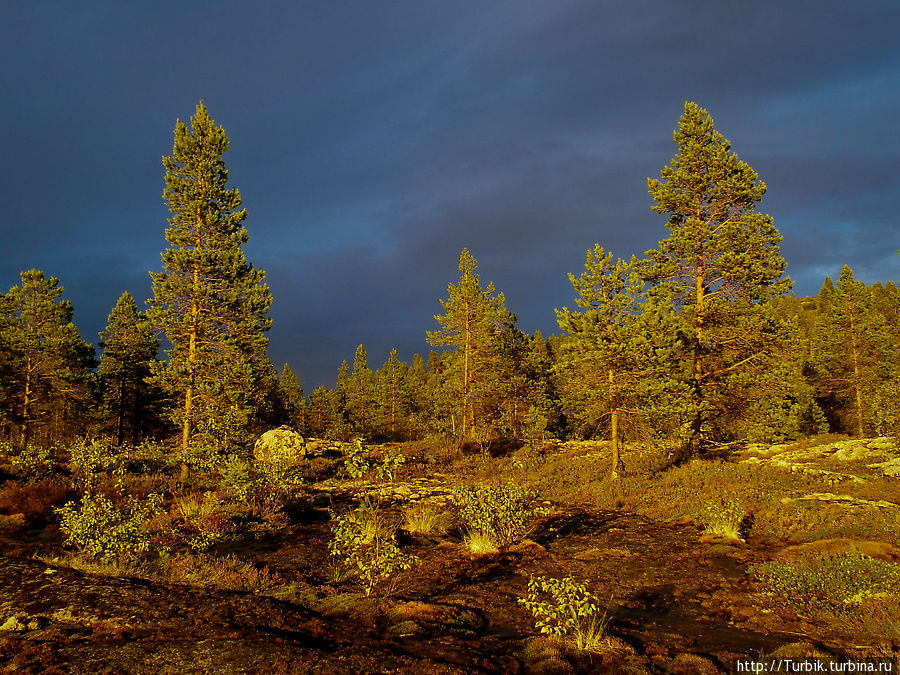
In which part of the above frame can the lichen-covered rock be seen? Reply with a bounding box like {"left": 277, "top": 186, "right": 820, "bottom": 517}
{"left": 253, "top": 426, "right": 306, "bottom": 464}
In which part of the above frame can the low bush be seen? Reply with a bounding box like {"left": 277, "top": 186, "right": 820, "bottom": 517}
{"left": 452, "top": 482, "right": 536, "bottom": 550}
{"left": 751, "top": 549, "right": 900, "bottom": 610}
{"left": 377, "top": 446, "right": 406, "bottom": 482}
{"left": 10, "top": 445, "right": 55, "bottom": 477}
{"left": 56, "top": 491, "right": 164, "bottom": 561}
{"left": 519, "top": 575, "right": 612, "bottom": 651}
{"left": 68, "top": 440, "right": 128, "bottom": 485}
{"left": 328, "top": 500, "right": 417, "bottom": 596}
{"left": 344, "top": 438, "right": 371, "bottom": 479}
{"left": 218, "top": 454, "right": 302, "bottom": 522}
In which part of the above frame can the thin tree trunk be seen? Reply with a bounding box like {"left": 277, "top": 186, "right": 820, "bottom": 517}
{"left": 117, "top": 375, "right": 126, "bottom": 446}
{"left": 848, "top": 310, "right": 865, "bottom": 437}
{"left": 688, "top": 265, "right": 706, "bottom": 460}
{"left": 608, "top": 364, "right": 620, "bottom": 480}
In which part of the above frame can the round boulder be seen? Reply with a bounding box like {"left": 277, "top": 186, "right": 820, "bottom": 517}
{"left": 253, "top": 426, "right": 307, "bottom": 464}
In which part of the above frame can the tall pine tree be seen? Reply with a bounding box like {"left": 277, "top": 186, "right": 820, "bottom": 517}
{"left": 0, "top": 271, "right": 94, "bottom": 450}
{"left": 148, "top": 102, "right": 274, "bottom": 465}
{"left": 428, "top": 249, "right": 511, "bottom": 440}
{"left": 811, "top": 266, "right": 894, "bottom": 436}
{"left": 645, "top": 102, "right": 791, "bottom": 458}
{"left": 556, "top": 247, "right": 647, "bottom": 477}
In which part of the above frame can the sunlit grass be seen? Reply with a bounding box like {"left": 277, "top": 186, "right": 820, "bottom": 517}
{"left": 403, "top": 500, "right": 454, "bottom": 535}
{"left": 464, "top": 529, "right": 499, "bottom": 554}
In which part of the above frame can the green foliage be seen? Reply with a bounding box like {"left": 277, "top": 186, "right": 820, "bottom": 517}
{"left": 170, "top": 491, "right": 236, "bottom": 551}
{"left": 278, "top": 363, "right": 307, "bottom": 434}
{"left": 695, "top": 498, "right": 745, "bottom": 539}
{"left": 452, "top": 482, "right": 536, "bottom": 548}
{"left": 377, "top": 446, "right": 406, "bottom": 482}
{"left": 344, "top": 437, "right": 371, "bottom": 478}
{"left": 218, "top": 453, "right": 302, "bottom": 518}
{"left": 97, "top": 292, "right": 161, "bottom": 446}
{"left": 752, "top": 550, "right": 900, "bottom": 609}
{"left": 428, "top": 249, "right": 514, "bottom": 440}
{"left": 56, "top": 491, "right": 164, "bottom": 561}
{"left": 68, "top": 440, "right": 128, "bottom": 485}
{"left": 519, "top": 575, "right": 611, "bottom": 650}
{"left": 328, "top": 500, "right": 418, "bottom": 596}
{"left": 148, "top": 102, "right": 274, "bottom": 462}
{"left": 0, "top": 270, "right": 94, "bottom": 450}
{"left": 10, "top": 444, "right": 55, "bottom": 477}
{"left": 811, "top": 266, "right": 898, "bottom": 437}
{"left": 645, "top": 102, "right": 791, "bottom": 456}
{"left": 522, "top": 405, "right": 549, "bottom": 448}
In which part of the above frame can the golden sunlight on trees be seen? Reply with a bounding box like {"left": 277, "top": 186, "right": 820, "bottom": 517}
{"left": 148, "top": 102, "right": 274, "bottom": 471}
{"left": 645, "top": 102, "right": 792, "bottom": 460}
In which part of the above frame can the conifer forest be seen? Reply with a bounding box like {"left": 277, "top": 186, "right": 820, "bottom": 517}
{"left": 1, "top": 102, "right": 898, "bottom": 672}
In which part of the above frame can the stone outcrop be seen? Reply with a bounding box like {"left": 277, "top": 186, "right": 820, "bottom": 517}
{"left": 252, "top": 426, "right": 307, "bottom": 464}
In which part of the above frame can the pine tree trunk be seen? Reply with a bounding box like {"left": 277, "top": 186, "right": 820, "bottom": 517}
{"left": 848, "top": 311, "right": 865, "bottom": 437}
{"left": 688, "top": 265, "right": 706, "bottom": 459}
{"left": 21, "top": 355, "right": 32, "bottom": 451}
{"left": 117, "top": 375, "right": 126, "bottom": 446}
{"left": 608, "top": 365, "right": 619, "bottom": 480}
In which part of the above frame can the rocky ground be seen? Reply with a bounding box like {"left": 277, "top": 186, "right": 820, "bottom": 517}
{"left": 1, "top": 439, "right": 898, "bottom": 673}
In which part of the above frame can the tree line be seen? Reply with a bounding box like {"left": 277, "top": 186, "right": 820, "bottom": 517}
{"left": 1, "top": 102, "right": 897, "bottom": 471}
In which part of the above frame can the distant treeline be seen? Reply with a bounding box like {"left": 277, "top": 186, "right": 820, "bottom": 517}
{"left": 1, "top": 102, "right": 897, "bottom": 468}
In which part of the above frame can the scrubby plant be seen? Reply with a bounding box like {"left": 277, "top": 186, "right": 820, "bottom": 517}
{"left": 452, "top": 482, "right": 536, "bottom": 550}
{"left": 10, "top": 444, "right": 55, "bottom": 477}
{"left": 218, "top": 453, "right": 302, "bottom": 520}
{"left": 170, "top": 491, "right": 236, "bottom": 551}
{"left": 56, "top": 491, "right": 164, "bottom": 561}
{"left": 377, "top": 446, "right": 406, "bottom": 482}
{"left": 696, "top": 498, "right": 745, "bottom": 540}
{"left": 519, "top": 575, "right": 612, "bottom": 651}
{"left": 403, "top": 500, "right": 454, "bottom": 535}
{"left": 328, "top": 500, "right": 417, "bottom": 596}
{"left": 163, "top": 551, "right": 281, "bottom": 592}
{"left": 344, "top": 437, "right": 371, "bottom": 479}
{"left": 68, "top": 440, "right": 128, "bottom": 485}
{"left": 751, "top": 549, "right": 900, "bottom": 610}
{"left": 255, "top": 457, "right": 304, "bottom": 497}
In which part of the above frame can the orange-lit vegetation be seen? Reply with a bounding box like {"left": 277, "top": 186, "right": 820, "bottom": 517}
{"left": 0, "top": 102, "right": 898, "bottom": 670}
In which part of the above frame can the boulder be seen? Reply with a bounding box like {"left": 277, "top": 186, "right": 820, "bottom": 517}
{"left": 253, "top": 426, "right": 306, "bottom": 464}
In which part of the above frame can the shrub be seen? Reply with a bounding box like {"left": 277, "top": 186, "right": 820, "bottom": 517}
{"left": 218, "top": 454, "right": 302, "bottom": 520}
{"left": 377, "top": 446, "right": 406, "bottom": 482}
{"left": 10, "top": 445, "right": 55, "bottom": 477}
{"left": 344, "top": 438, "right": 370, "bottom": 479}
{"left": 170, "top": 491, "right": 236, "bottom": 551}
{"left": 68, "top": 440, "right": 128, "bottom": 485}
{"left": 56, "top": 491, "right": 164, "bottom": 561}
{"left": 452, "top": 483, "right": 536, "bottom": 550}
{"left": 751, "top": 549, "right": 900, "bottom": 610}
{"left": 328, "top": 500, "right": 417, "bottom": 596}
{"left": 519, "top": 575, "right": 612, "bottom": 651}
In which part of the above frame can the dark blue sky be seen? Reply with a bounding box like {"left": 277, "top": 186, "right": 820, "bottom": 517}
{"left": 2, "top": 1, "right": 899, "bottom": 390}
